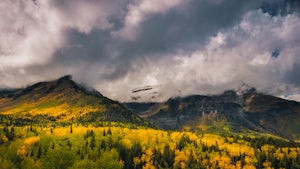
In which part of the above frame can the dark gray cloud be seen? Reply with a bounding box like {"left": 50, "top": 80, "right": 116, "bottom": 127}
{"left": 261, "top": 0, "right": 300, "bottom": 16}
{"left": 1, "top": 0, "right": 300, "bottom": 102}
{"left": 50, "top": 0, "right": 265, "bottom": 81}
{"left": 284, "top": 64, "right": 300, "bottom": 86}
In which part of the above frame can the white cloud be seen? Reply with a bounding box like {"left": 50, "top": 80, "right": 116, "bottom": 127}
{"left": 113, "top": 0, "right": 186, "bottom": 40}
{"left": 286, "top": 94, "right": 300, "bottom": 102}
{"left": 0, "top": 0, "right": 62, "bottom": 68}
{"left": 49, "top": 0, "right": 122, "bottom": 33}
{"left": 0, "top": 0, "right": 122, "bottom": 70}
{"left": 170, "top": 10, "right": 300, "bottom": 96}
{"left": 0, "top": 0, "right": 124, "bottom": 87}
{"left": 99, "top": 9, "right": 300, "bottom": 102}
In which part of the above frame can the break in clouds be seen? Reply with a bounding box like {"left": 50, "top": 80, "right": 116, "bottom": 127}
{"left": 1, "top": 0, "right": 300, "bottom": 102}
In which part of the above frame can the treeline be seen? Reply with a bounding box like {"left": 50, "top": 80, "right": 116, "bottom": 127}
{"left": 0, "top": 124, "right": 299, "bottom": 169}
{"left": 0, "top": 114, "right": 149, "bottom": 130}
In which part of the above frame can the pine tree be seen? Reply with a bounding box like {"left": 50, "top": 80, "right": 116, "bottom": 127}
{"left": 107, "top": 128, "right": 112, "bottom": 135}
{"left": 100, "top": 140, "right": 106, "bottom": 149}
{"left": 103, "top": 129, "right": 106, "bottom": 136}
{"left": 37, "top": 146, "right": 42, "bottom": 159}
{"left": 90, "top": 134, "right": 96, "bottom": 150}
{"left": 70, "top": 125, "right": 73, "bottom": 133}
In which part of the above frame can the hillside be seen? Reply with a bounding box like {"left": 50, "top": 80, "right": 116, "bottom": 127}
{"left": 125, "top": 89, "right": 300, "bottom": 140}
{"left": 0, "top": 75, "right": 149, "bottom": 126}
{"left": 1, "top": 125, "right": 300, "bottom": 169}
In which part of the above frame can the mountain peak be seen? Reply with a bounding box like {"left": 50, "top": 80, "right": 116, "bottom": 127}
{"left": 58, "top": 74, "right": 72, "bottom": 81}
{"left": 49, "top": 75, "right": 104, "bottom": 98}
{"left": 236, "top": 83, "right": 257, "bottom": 96}
{"left": 54, "top": 75, "right": 77, "bottom": 89}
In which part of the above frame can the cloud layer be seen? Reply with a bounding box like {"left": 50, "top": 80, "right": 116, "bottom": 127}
{"left": 1, "top": 0, "right": 300, "bottom": 102}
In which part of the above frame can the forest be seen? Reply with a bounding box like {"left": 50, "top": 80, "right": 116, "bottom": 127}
{"left": 0, "top": 122, "right": 300, "bottom": 169}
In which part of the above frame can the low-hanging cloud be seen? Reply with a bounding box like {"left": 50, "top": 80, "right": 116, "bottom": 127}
{"left": 1, "top": 0, "right": 300, "bottom": 102}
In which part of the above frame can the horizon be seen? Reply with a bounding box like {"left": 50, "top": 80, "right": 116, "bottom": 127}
{"left": 1, "top": 74, "right": 300, "bottom": 104}
{"left": 1, "top": 0, "right": 300, "bottom": 102}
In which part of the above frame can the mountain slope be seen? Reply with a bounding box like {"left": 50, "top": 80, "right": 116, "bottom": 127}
{"left": 243, "top": 92, "right": 300, "bottom": 140}
{"left": 125, "top": 90, "right": 300, "bottom": 140}
{"left": 0, "top": 75, "right": 149, "bottom": 126}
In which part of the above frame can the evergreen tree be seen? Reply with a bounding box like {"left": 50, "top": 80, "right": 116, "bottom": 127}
{"left": 37, "top": 146, "right": 42, "bottom": 159}
{"left": 70, "top": 125, "right": 73, "bottom": 133}
{"left": 100, "top": 140, "right": 106, "bottom": 150}
{"left": 107, "top": 128, "right": 112, "bottom": 135}
{"left": 90, "top": 134, "right": 96, "bottom": 150}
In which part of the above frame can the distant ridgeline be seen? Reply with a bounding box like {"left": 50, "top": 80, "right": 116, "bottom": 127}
{"left": 125, "top": 89, "right": 300, "bottom": 140}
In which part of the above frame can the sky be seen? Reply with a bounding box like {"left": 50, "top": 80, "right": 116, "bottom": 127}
{"left": 1, "top": 0, "right": 300, "bottom": 102}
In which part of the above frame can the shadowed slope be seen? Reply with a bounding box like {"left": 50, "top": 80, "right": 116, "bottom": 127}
{"left": 126, "top": 90, "right": 300, "bottom": 140}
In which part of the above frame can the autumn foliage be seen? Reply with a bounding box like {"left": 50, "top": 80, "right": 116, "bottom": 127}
{"left": 0, "top": 124, "right": 299, "bottom": 169}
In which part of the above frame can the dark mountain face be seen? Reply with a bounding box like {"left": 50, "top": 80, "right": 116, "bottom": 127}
{"left": 243, "top": 93, "right": 300, "bottom": 140}
{"left": 0, "top": 76, "right": 150, "bottom": 127}
{"left": 126, "top": 90, "right": 300, "bottom": 140}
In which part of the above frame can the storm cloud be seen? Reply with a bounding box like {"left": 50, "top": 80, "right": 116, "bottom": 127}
{"left": 1, "top": 0, "right": 300, "bottom": 102}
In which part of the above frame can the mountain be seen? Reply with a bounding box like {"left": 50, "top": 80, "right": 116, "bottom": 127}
{"left": 1, "top": 76, "right": 300, "bottom": 139}
{"left": 125, "top": 89, "right": 300, "bottom": 140}
{"left": 0, "top": 75, "right": 150, "bottom": 126}
{"left": 242, "top": 92, "right": 300, "bottom": 140}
